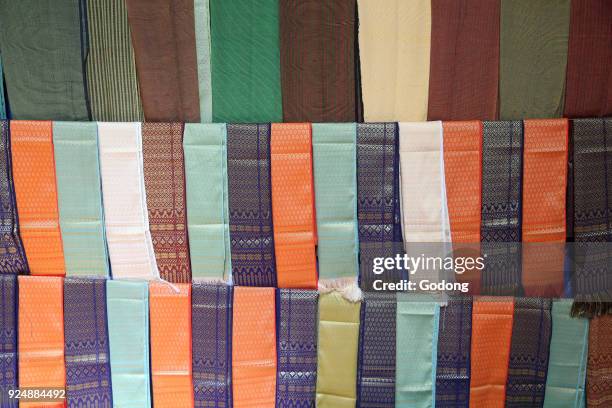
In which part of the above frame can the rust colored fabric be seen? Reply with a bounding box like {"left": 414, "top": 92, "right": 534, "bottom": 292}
{"left": 18, "top": 276, "right": 66, "bottom": 408}
{"left": 149, "top": 282, "right": 194, "bottom": 408}
{"left": 232, "top": 287, "right": 277, "bottom": 408}
{"left": 428, "top": 0, "right": 500, "bottom": 121}
{"left": 469, "top": 297, "right": 514, "bottom": 408}
{"left": 125, "top": 0, "right": 200, "bottom": 122}
{"left": 587, "top": 314, "right": 612, "bottom": 407}
{"left": 564, "top": 0, "right": 612, "bottom": 118}
{"left": 521, "top": 119, "right": 568, "bottom": 297}
{"left": 279, "top": 0, "right": 359, "bottom": 122}
{"left": 10, "top": 121, "right": 65, "bottom": 276}
{"left": 142, "top": 123, "right": 191, "bottom": 283}
{"left": 270, "top": 124, "right": 317, "bottom": 288}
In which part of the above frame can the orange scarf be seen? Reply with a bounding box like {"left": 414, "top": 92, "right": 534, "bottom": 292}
{"left": 270, "top": 123, "right": 317, "bottom": 288}
{"left": 521, "top": 119, "right": 568, "bottom": 297}
{"left": 232, "top": 287, "right": 277, "bottom": 408}
{"left": 469, "top": 297, "right": 514, "bottom": 408}
{"left": 149, "top": 282, "right": 194, "bottom": 408}
{"left": 11, "top": 121, "right": 65, "bottom": 276}
{"left": 18, "top": 276, "right": 66, "bottom": 408}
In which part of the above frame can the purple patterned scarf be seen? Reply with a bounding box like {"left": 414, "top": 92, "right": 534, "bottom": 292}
{"left": 0, "top": 275, "right": 17, "bottom": 408}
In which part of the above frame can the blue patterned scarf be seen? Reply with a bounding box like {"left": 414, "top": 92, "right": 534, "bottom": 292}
{"left": 0, "top": 275, "right": 17, "bottom": 408}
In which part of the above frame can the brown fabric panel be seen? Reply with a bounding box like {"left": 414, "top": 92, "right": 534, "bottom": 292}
{"left": 564, "top": 0, "right": 612, "bottom": 118}
{"left": 125, "top": 0, "right": 200, "bottom": 122}
{"left": 587, "top": 314, "right": 612, "bottom": 407}
{"left": 428, "top": 0, "right": 500, "bottom": 121}
{"left": 279, "top": 0, "right": 357, "bottom": 122}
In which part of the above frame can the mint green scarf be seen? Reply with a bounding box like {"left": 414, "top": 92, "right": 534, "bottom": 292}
{"left": 194, "top": 0, "right": 213, "bottom": 122}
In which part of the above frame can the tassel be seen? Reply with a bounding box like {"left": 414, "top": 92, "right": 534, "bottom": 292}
{"left": 318, "top": 277, "right": 363, "bottom": 303}
{"left": 571, "top": 301, "right": 612, "bottom": 318}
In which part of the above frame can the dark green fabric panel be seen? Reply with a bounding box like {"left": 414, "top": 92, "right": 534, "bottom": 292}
{"left": 0, "top": 56, "right": 6, "bottom": 119}
{"left": 500, "top": 0, "right": 571, "bottom": 120}
{"left": 0, "top": 0, "right": 90, "bottom": 120}
{"left": 210, "top": 0, "right": 282, "bottom": 123}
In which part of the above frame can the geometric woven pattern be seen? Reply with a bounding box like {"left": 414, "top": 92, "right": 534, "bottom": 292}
{"left": 0, "top": 275, "right": 17, "bottom": 408}
{"left": 587, "top": 314, "right": 612, "bottom": 407}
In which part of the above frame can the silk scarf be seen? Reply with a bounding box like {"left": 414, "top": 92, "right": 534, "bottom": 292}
{"left": 106, "top": 280, "right": 151, "bottom": 408}
{"left": 313, "top": 123, "right": 359, "bottom": 294}
{"left": 587, "top": 315, "right": 612, "bottom": 407}
{"left": 64, "top": 278, "right": 112, "bottom": 407}
{"left": 396, "top": 295, "right": 440, "bottom": 407}
{"left": 0, "top": 275, "right": 17, "bottom": 408}
{"left": 481, "top": 121, "right": 523, "bottom": 295}
{"left": 0, "top": 121, "right": 28, "bottom": 274}
{"left": 428, "top": 0, "right": 500, "bottom": 121}
{"left": 270, "top": 124, "right": 317, "bottom": 288}
{"left": 276, "top": 289, "right": 318, "bottom": 408}
{"left": 184, "top": 123, "right": 231, "bottom": 282}
{"left": 356, "top": 123, "right": 404, "bottom": 291}
{"left": 357, "top": 292, "right": 396, "bottom": 408}
{"left": 125, "top": 0, "right": 200, "bottom": 122}
{"left": 0, "top": 1, "right": 89, "bottom": 120}
{"left": 505, "top": 298, "right": 552, "bottom": 407}
{"left": 564, "top": 0, "right": 612, "bottom": 118}
{"left": 86, "top": 0, "right": 142, "bottom": 121}
{"left": 358, "top": 0, "right": 431, "bottom": 121}
{"left": 192, "top": 282, "right": 233, "bottom": 407}
{"left": 469, "top": 297, "right": 514, "bottom": 408}
{"left": 232, "top": 287, "right": 277, "bottom": 408}
{"left": 142, "top": 123, "right": 191, "bottom": 283}
{"left": 97, "top": 122, "right": 158, "bottom": 280}
{"left": 194, "top": 0, "right": 212, "bottom": 122}
{"left": 279, "top": 0, "right": 358, "bottom": 122}
{"left": 18, "top": 276, "right": 66, "bottom": 408}
{"left": 436, "top": 296, "right": 472, "bottom": 408}
{"left": 521, "top": 119, "right": 568, "bottom": 297}
{"left": 210, "top": 0, "right": 282, "bottom": 123}
{"left": 316, "top": 292, "right": 361, "bottom": 408}
{"left": 53, "top": 122, "right": 109, "bottom": 278}
{"left": 543, "top": 300, "right": 589, "bottom": 408}
{"left": 11, "top": 121, "right": 65, "bottom": 276}
{"left": 499, "top": 0, "right": 571, "bottom": 119}
{"left": 149, "top": 283, "right": 194, "bottom": 407}
{"left": 226, "top": 124, "right": 276, "bottom": 286}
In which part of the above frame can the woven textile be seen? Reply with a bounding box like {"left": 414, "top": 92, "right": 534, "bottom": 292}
{"left": 543, "top": 300, "right": 589, "bottom": 408}
{"left": 232, "top": 287, "right": 277, "bottom": 408}
{"left": 356, "top": 123, "right": 404, "bottom": 290}
{"left": 0, "top": 121, "right": 28, "bottom": 274}
{"left": 53, "top": 122, "right": 109, "bottom": 278}
{"left": 436, "top": 296, "right": 473, "bottom": 408}
{"left": 316, "top": 292, "right": 361, "bottom": 408}
{"left": 0, "top": 0, "right": 89, "bottom": 120}
{"left": 396, "top": 295, "right": 440, "bottom": 408}
{"left": 469, "top": 297, "right": 514, "bottom": 408}
{"left": 125, "top": 0, "right": 200, "bottom": 122}
{"left": 98, "top": 122, "right": 158, "bottom": 280}
{"left": 86, "top": 0, "right": 143, "bottom": 121}
{"left": 0, "top": 58, "right": 5, "bottom": 119}
{"left": 64, "top": 278, "right": 112, "bottom": 408}
{"left": 428, "top": 0, "right": 500, "bottom": 121}
{"left": 564, "top": 0, "right": 612, "bottom": 118}
{"left": 184, "top": 123, "right": 231, "bottom": 281}
{"left": 0, "top": 275, "right": 17, "bottom": 408}
{"left": 357, "top": 292, "right": 396, "bottom": 408}
{"left": 106, "top": 280, "right": 151, "bottom": 408}
{"left": 227, "top": 124, "right": 276, "bottom": 287}
{"left": 279, "top": 0, "right": 358, "bottom": 122}
{"left": 313, "top": 123, "right": 358, "bottom": 283}
{"left": 11, "top": 121, "right": 65, "bottom": 276}
{"left": 18, "top": 276, "right": 66, "bottom": 408}
{"left": 587, "top": 315, "right": 612, "bottom": 407}
{"left": 270, "top": 124, "right": 317, "bottom": 288}
{"left": 505, "top": 298, "right": 552, "bottom": 407}
{"left": 276, "top": 289, "right": 318, "bottom": 408}
{"left": 194, "top": 0, "right": 212, "bottom": 122}
{"left": 499, "top": 0, "right": 571, "bottom": 120}
{"left": 358, "top": 0, "right": 431, "bottom": 121}
{"left": 142, "top": 123, "right": 191, "bottom": 283}
{"left": 210, "top": 0, "right": 282, "bottom": 123}
{"left": 481, "top": 121, "right": 523, "bottom": 295}
{"left": 149, "top": 283, "right": 194, "bottom": 408}
{"left": 192, "top": 282, "right": 233, "bottom": 407}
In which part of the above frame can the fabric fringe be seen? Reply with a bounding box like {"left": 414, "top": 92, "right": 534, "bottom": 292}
{"left": 571, "top": 302, "right": 612, "bottom": 318}
{"left": 318, "top": 277, "right": 362, "bottom": 303}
